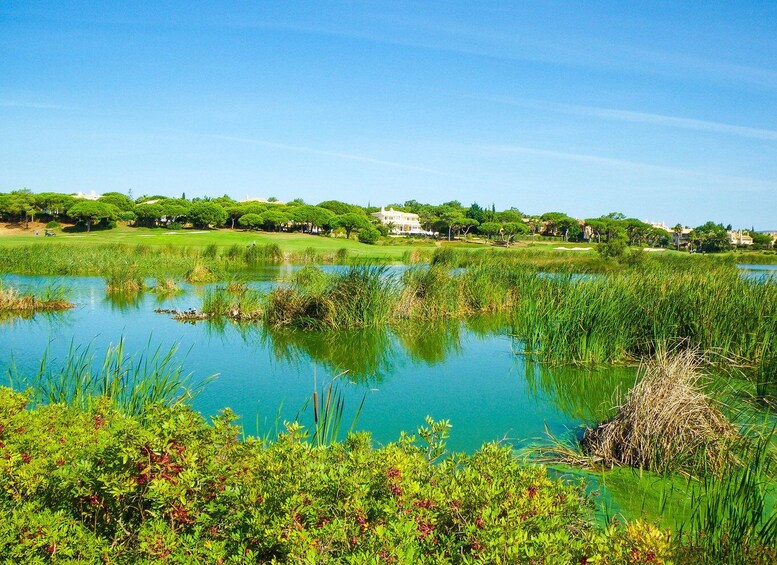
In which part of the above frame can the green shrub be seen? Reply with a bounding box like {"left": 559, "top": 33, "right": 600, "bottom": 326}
{"left": 358, "top": 226, "right": 380, "bottom": 244}
{"left": 0, "top": 388, "right": 677, "bottom": 563}
{"left": 45, "top": 220, "right": 60, "bottom": 228}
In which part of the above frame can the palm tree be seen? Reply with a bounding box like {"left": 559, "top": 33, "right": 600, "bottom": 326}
{"left": 673, "top": 224, "right": 683, "bottom": 251}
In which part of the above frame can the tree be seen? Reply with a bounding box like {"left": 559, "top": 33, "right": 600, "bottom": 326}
{"left": 159, "top": 199, "right": 190, "bottom": 225}
{"left": 318, "top": 200, "right": 365, "bottom": 216}
{"left": 3, "top": 190, "right": 36, "bottom": 226}
{"left": 541, "top": 212, "right": 578, "bottom": 241}
{"left": 501, "top": 222, "right": 528, "bottom": 247}
{"left": 478, "top": 222, "right": 502, "bottom": 241}
{"left": 333, "top": 213, "right": 370, "bottom": 239}
{"left": 188, "top": 202, "right": 227, "bottom": 229}
{"left": 35, "top": 192, "right": 75, "bottom": 220}
{"left": 466, "top": 202, "right": 486, "bottom": 224}
{"left": 225, "top": 204, "right": 246, "bottom": 229}
{"left": 134, "top": 203, "right": 165, "bottom": 227}
{"left": 99, "top": 192, "right": 134, "bottom": 212}
{"left": 597, "top": 235, "right": 628, "bottom": 259}
{"left": 290, "top": 205, "right": 334, "bottom": 234}
{"left": 67, "top": 201, "right": 115, "bottom": 232}
{"left": 453, "top": 217, "right": 479, "bottom": 239}
{"left": 238, "top": 213, "right": 263, "bottom": 230}
{"left": 358, "top": 226, "right": 380, "bottom": 244}
{"left": 673, "top": 224, "right": 684, "bottom": 251}
{"left": 261, "top": 209, "right": 289, "bottom": 231}
{"left": 690, "top": 221, "right": 729, "bottom": 253}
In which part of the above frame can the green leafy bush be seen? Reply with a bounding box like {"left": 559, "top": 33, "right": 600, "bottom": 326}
{"left": 0, "top": 387, "right": 675, "bottom": 563}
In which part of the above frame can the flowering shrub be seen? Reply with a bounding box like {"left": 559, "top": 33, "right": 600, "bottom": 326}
{"left": 0, "top": 387, "right": 677, "bottom": 563}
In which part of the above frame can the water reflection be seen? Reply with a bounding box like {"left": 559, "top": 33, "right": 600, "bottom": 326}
{"left": 524, "top": 362, "right": 636, "bottom": 423}
{"left": 264, "top": 327, "right": 396, "bottom": 382}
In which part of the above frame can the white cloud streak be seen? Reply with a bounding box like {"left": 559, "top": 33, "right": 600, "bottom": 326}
{"left": 484, "top": 144, "right": 777, "bottom": 191}
{"left": 0, "top": 99, "right": 70, "bottom": 110}
{"left": 489, "top": 97, "right": 777, "bottom": 142}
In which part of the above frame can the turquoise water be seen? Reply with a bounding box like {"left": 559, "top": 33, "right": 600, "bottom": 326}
{"left": 0, "top": 273, "right": 634, "bottom": 453}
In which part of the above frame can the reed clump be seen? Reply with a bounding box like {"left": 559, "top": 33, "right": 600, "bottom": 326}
{"left": 265, "top": 265, "right": 396, "bottom": 329}
{"left": 580, "top": 349, "right": 739, "bottom": 475}
{"left": 0, "top": 282, "right": 73, "bottom": 312}
{"left": 202, "top": 284, "right": 263, "bottom": 320}
{"left": 152, "top": 277, "right": 180, "bottom": 294}
{"left": 185, "top": 263, "right": 217, "bottom": 283}
{"left": 106, "top": 266, "right": 145, "bottom": 294}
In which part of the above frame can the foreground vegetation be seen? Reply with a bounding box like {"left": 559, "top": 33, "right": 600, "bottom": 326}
{"left": 1, "top": 386, "right": 680, "bottom": 563}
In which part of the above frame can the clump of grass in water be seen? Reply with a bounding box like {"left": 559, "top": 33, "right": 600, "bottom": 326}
{"left": 580, "top": 349, "right": 738, "bottom": 475}
{"left": 266, "top": 265, "right": 396, "bottom": 330}
{"left": 0, "top": 281, "right": 73, "bottom": 312}
{"left": 11, "top": 339, "right": 215, "bottom": 416}
{"left": 244, "top": 243, "right": 284, "bottom": 265}
{"left": 106, "top": 265, "right": 145, "bottom": 294}
{"left": 185, "top": 263, "right": 216, "bottom": 283}
{"left": 202, "top": 284, "right": 263, "bottom": 320}
{"left": 152, "top": 277, "right": 179, "bottom": 294}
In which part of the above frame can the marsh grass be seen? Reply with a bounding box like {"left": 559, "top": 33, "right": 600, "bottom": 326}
{"left": 185, "top": 263, "right": 217, "bottom": 283}
{"left": 511, "top": 263, "right": 777, "bottom": 365}
{"left": 105, "top": 265, "right": 145, "bottom": 294}
{"left": 675, "top": 430, "right": 777, "bottom": 564}
{"left": 266, "top": 265, "right": 396, "bottom": 329}
{"left": 580, "top": 349, "right": 739, "bottom": 475}
{"left": 11, "top": 339, "right": 214, "bottom": 416}
{"left": 294, "top": 373, "right": 366, "bottom": 446}
{"left": 202, "top": 284, "right": 263, "bottom": 320}
{"left": 152, "top": 277, "right": 180, "bottom": 294}
{"left": 0, "top": 281, "right": 73, "bottom": 312}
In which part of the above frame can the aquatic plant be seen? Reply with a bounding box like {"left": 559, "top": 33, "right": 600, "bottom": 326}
{"left": 580, "top": 349, "right": 738, "bottom": 475}
{"left": 676, "top": 431, "right": 777, "bottom": 564}
{"left": 202, "top": 284, "right": 262, "bottom": 320}
{"left": 105, "top": 265, "right": 145, "bottom": 294}
{"left": 11, "top": 340, "right": 212, "bottom": 417}
{"left": 0, "top": 281, "right": 73, "bottom": 312}
{"left": 185, "top": 263, "right": 217, "bottom": 283}
{"left": 152, "top": 277, "right": 180, "bottom": 294}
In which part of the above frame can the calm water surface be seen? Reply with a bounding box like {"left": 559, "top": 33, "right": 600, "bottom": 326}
{"left": 0, "top": 273, "right": 634, "bottom": 453}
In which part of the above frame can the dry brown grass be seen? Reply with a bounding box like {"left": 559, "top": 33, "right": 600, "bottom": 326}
{"left": 0, "top": 286, "right": 73, "bottom": 312}
{"left": 580, "top": 349, "right": 738, "bottom": 475}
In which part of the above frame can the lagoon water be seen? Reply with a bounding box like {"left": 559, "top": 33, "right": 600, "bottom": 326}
{"left": 0, "top": 272, "right": 634, "bottom": 453}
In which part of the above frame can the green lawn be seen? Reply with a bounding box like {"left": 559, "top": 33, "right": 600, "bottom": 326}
{"left": 0, "top": 225, "right": 429, "bottom": 261}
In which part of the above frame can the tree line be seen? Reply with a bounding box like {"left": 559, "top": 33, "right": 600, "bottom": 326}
{"left": 0, "top": 190, "right": 771, "bottom": 250}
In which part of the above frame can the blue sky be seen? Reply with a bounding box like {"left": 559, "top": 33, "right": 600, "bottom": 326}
{"left": 1, "top": 1, "right": 776, "bottom": 228}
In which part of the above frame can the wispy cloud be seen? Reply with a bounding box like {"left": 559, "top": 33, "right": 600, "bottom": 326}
{"left": 484, "top": 144, "right": 776, "bottom": 191}
{"left": 213, "top": 134, "right": 449, "bottom": 175}
{"left": 488, "top": 97, "right": 777, "bottom": 142}
{"left": 0, "top": 99, "right": 70, "bottom": 110}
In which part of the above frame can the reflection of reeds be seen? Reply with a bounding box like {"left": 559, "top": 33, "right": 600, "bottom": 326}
{"left": 581, "top": 349, "right": 738, "bottom": 475}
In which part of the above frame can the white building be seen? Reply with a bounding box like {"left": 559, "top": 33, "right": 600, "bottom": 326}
{"left": 72, "top": 191, "right": 101, "bottom": 201}
{"left": 371, "top": 207, "right": 433, "bottom": 235}
{"left": 728, "top": 230, "right": 753, "bottom": 246}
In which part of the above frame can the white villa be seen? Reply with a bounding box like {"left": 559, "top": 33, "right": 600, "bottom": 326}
{"left": 371, "top": 207, "right": 433, "bottom": 235}
{"left": 728, "top": 230, "right": 753, "bottom": 246}
{"left": 72, "top": 191, "right": 102, "bottom": 201}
